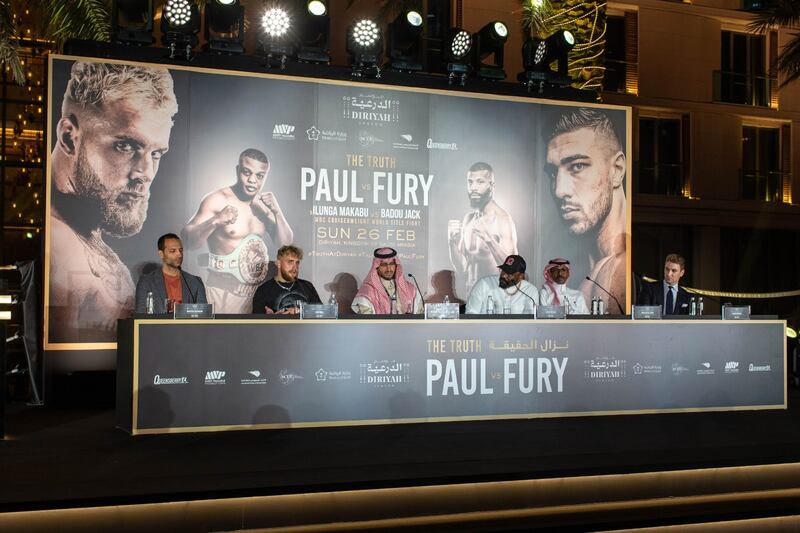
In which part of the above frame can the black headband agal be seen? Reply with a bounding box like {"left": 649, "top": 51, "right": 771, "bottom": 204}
{"left": 374, "top": 248, "right": 397, "bottom": 259}
{"left": 548, "top": 259, "right": 570, "bottom": 266}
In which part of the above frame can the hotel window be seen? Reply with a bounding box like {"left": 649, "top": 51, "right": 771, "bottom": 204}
{"left": 715, "top": 31, "right": 773, "bottom": 107}
{"left": 637, "top": 117, "right": 685, "bottom": 196}
{"left": 603, "top": 12, "right": 638, "bottom": 94}
{"left": 741, "top": 126, "right": 783, "bottom": 202}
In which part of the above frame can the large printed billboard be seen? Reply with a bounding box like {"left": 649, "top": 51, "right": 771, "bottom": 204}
{"left": 45, "top": 55, "right": 631, "bottom": 351}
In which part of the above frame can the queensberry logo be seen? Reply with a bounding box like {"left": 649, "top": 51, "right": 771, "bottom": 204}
{"left": 749, "top": 363, "right": 772, "bottom": 372}
{"left": 426, "top": 138, "right": 458, "bottom": 151}
{"left": 205, "top": 370, "right": 226, "bottom": 385}
{"left": 153, "top": 375, "right": 188, "bottom": 385}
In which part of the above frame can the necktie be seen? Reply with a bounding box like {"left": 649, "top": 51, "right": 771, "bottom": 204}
{"left": 665, "top": 286, "right": 674, "bottom": 315}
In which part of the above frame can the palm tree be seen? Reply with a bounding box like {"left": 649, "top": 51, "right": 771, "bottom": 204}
{"left": 0, "top": 0, "right": 110, "bottom": 85}
{"left": 750, "top": 0, "right": 800, "bottom": 87}
{"left": 519, "top": 0, "right": 607, "bottom": 91}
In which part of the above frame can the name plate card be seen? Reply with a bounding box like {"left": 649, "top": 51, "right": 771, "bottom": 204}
{"left": 723, "top": 305, "right": 751, "bottom": 320}
{"left": 536, "top": 305, "right": 566, "bottom": 319}
{"left": 424, "top": 303, "right": 460, "bottom": 320}
{"left": 174, "top": 303, "right": 214, "bottom": 319}
{"left": 632, "top": 305, "right": 662, "bottom": 320}
{"left": 300, "top": 303, "right": 338, "bottom": 319}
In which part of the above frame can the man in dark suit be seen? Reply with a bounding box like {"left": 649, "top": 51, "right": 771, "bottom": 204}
{"left": 135, "top": 233, "right": 207, "bottom": 314}
{"left": 638, "top": 253, "right": 691, "bottom": 315}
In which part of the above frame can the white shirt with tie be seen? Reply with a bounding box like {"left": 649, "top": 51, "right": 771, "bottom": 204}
{"left": 662, "top": 281, "right": 679, "bottom": 314}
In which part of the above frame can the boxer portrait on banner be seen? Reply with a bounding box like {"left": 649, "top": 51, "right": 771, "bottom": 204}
{"left": 182, "top": 148, "right": 293, "bottom": 314}
{"left": 545, "top": 108, "right": 627, "bottom": 310}
{"left": 447, "top": 162, "right": 518, "bottom": 295}
{"left": 48, "top": 61, "right": 178, "bottom": 342}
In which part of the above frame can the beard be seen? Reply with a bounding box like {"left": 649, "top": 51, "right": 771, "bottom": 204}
{"left": 280, "top": 268, "right": 297, "bottom": 282}
{"left": 499, "top": 276, "right": 514, "bottom": 289}
{"left": 469, "top": 189, "right": 492, "bottom": 210}
{"left": 73, "top": 148, "right": 149, "bottom": 238}
{"left": 561, "top": 184, "right": 612, "bottom": 235}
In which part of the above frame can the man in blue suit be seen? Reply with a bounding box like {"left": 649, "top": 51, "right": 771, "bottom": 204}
{"left": 135, "top": 233, "right": 207, "bottom": 314}
{"left": 637, "top": 253, "right": 691, "bottom": 315}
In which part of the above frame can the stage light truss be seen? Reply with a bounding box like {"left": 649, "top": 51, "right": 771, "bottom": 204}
{"left": 347, "top": 18, "right": 383, "bottom": 78}
{"left": 161, "top": 0, "right": 200, "bottom": 60}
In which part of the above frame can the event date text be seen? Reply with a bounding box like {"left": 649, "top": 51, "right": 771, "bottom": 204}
{"left": 316, "top": 227, "right": 416, "bottom": 241}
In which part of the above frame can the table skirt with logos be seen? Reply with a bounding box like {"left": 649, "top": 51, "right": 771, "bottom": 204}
{"left": 115, "top": 317, "right": 786, "bottom": 435}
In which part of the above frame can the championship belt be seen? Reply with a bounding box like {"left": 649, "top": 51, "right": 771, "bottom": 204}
{"left": 208, "top": 234, "right": 269, "bottom": 295}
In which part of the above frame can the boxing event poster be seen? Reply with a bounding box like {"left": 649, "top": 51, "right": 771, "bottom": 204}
{"left": 45, "top": 55, "right": 631, "bottom": 354}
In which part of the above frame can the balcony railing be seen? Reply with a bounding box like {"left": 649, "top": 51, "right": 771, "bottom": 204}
{"left": 634, "top": 162, "right": 685, "bottom": 196}
{"left": 740, "top": 169, "right": 789, "bottom": 202}
{"left": 713, "top": 70, "right": 776, "bottom": 107}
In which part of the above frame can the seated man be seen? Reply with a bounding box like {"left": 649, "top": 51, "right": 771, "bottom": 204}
{"left": 252, "top": 245, "right": 321, "bottom": 314}
{"left": 638, "top": 253, "right": 691, "bottom": 315}
{"left": 465, "top": 255, "right": 539, "bottom": 314}
{"left": 352, "top": 247, "right": 424, "bottom": 314}
{"left": 135, "top": 233, "right": 207, "bottom": 313}
{"left": 539, "top": 257, "right": 590, "bottom": 314}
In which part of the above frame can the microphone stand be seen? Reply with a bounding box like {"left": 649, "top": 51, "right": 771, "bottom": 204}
{"left": 179, "top": 268, "right": 197, "bottom": 304}
{"left": 516, "top": 284, "right": 538, "bottom": 315}
{"left": 407, "top": 273, "right": 424, "bottom": 312}
{"left": 585, "top": 276, "right": 624, "bottom": 314}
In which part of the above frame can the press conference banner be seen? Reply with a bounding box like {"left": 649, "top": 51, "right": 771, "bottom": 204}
{"left": 116, "top": 319, "right": 786, "bottom": 434}
{"left": 45, "top": 55, "right": 631, "bottom": 353}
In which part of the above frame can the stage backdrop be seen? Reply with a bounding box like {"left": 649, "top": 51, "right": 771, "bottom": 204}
{"left": 44, "top": 55, "right": 631, "bottom": 357}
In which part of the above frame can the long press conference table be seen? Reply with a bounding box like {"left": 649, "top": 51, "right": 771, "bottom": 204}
{"left": 116, "top": 316, "right": 786, "bottom": 435}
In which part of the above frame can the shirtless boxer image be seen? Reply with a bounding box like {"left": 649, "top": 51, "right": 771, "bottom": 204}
{"left": 181, "top": 148, "right": 293, "bottom": 313}
{"left": 48, "top": 61, "right": 177, "bottom": 343}
{"left": 448, "top": 161, "right": 518, "bottom": 294}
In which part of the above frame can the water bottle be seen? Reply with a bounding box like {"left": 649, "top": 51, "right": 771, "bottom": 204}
{"left": 698, "top": 297, "right": 704, "bottom": 317}
{"left": 591, "top": 297, "right": 599, "bottom": 315}
{"left": 443, "top": 295, "right": 450, "bottom": 304}
{"left": 689, "top": 296, "right": 697, "bottom": 316}
{"left": 328, "top": 293, "right": 337, "bottom": 306}
{"left": 487, "top": 294, "right": 495, "bottom": 314}
{"left": 145, "top": 291, "right": 154, "bottom": 315}
{"left": 597, "top": 299, "right": 605, "bottom": 315}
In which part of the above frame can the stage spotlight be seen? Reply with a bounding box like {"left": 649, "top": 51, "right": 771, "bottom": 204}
{"left": 347, "top": 18, "right": 383, "bottom": 78}
{"left": 260, "top": 7, "right": 293, "bottom": 68}
{"left": 387, "top": 10, "right": 423, "bottom": 72}
{"left": 160, "top": 0, "right": 200, "bottom": 60}
{"left": 308, "top": 0, "right": 327, "bottom": 16}
{"left": 472, "top": 21, "right": 508, "bottom": 80}
{"left": 787, "top": 326, "right": 797, "bottom": 339}
{"left": 446, "top": 28, "right": 472, "bottom": 85}
{"left": 112, "top": 0, "right": 154, "bottom": 45}
{"left": 296, "top": 0, "right": 330, "bottom": 64}
{"left": 518, "top": 29, "right": 575, "bottom": 92}
{"left": 204, "top": 0, "right": 245, "bottom": 55}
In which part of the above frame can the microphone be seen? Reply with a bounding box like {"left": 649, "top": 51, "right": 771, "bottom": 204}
{"left": 179, "top": 268, "right": 197, "bottom": 304}
{"left": 585, "top": 276, "right": 624, "bottom": 314}
{"left": 516, "top": 285, "right": 538, "bottom": 314}
{"left": 407, "top": 273, "right": 424, "bottom": 310}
